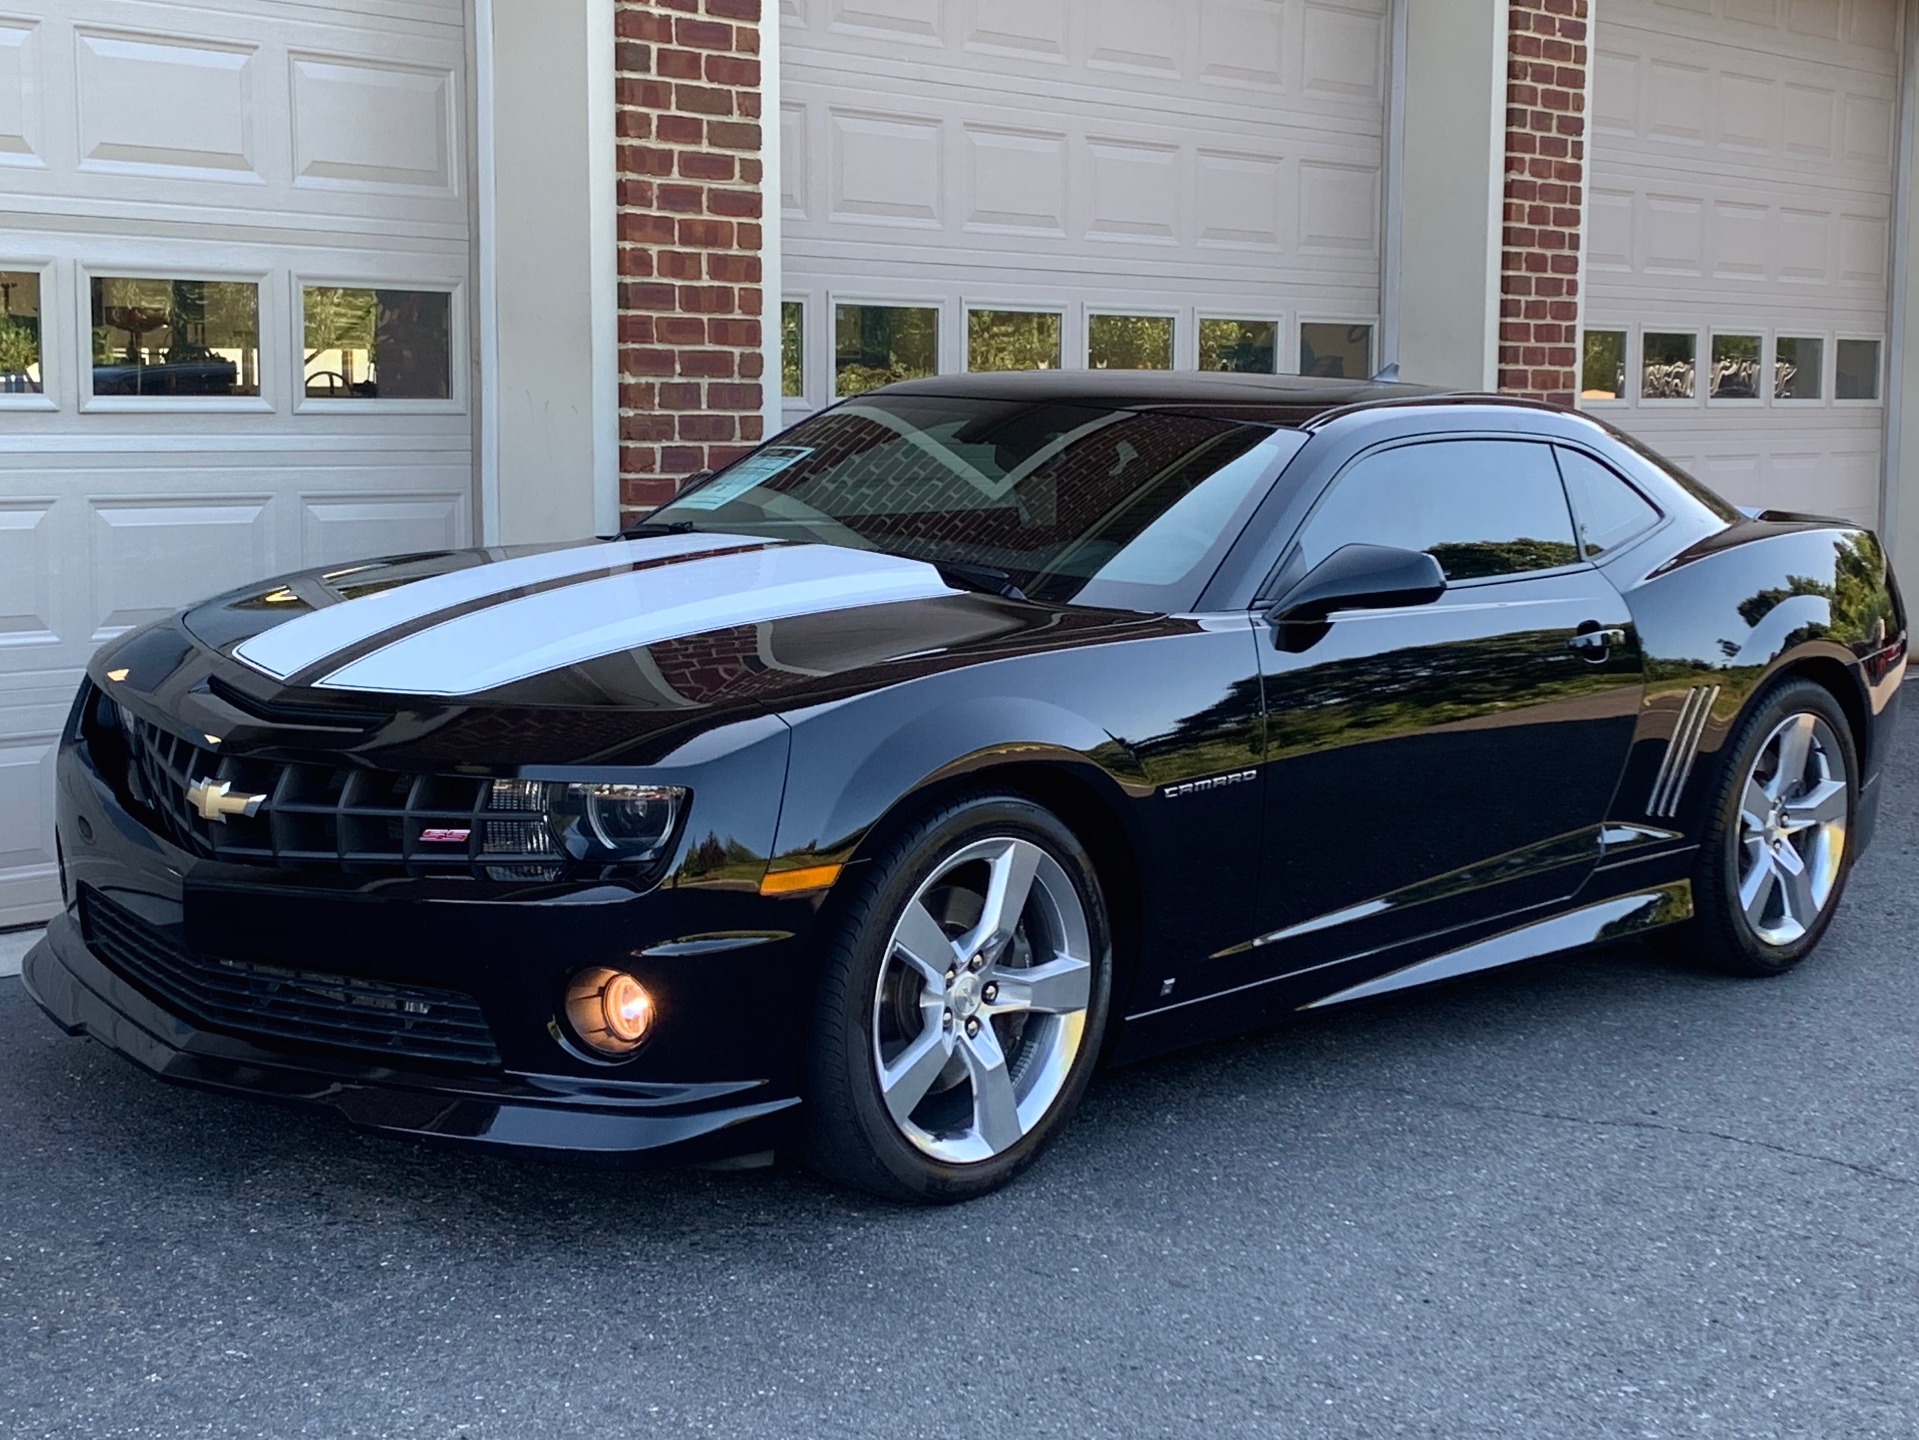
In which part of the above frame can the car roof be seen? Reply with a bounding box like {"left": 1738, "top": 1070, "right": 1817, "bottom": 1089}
{"left": 869, "top": 369, "right": 1453, "bottom": 426}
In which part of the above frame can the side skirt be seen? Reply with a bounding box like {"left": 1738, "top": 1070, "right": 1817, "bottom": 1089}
{"left": 1108, "top": 868, "right": 1695, "bottom": 1067}
{"left": 1300, "top": 880, "right": 1694, "bottom": 1010}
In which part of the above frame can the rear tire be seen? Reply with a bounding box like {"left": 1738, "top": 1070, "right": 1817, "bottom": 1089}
{"left": 1678, "top": 678, "right": 1857, "bottom": 977}
{"left": 803, "top": 793, "right": 1112, "bottom": 1203}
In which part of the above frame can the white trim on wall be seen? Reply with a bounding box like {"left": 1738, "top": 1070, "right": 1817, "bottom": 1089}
{"left": 761, "top": 0, "right": 784, "bottom": 445}
{"left": 588, "top": 0, "right": 620, "bottom": 536}
{"left": 474, "top": 0, "right": 502, "bottom": 545}
{"left": 1571, "top": 17, "right": 1596, "bottom": 406}
{"left": 1885, "top": 2, "right": 1916, "bottom": 561}
{"left": 1380, "top": 0, "right": 1409, "bottom": 372}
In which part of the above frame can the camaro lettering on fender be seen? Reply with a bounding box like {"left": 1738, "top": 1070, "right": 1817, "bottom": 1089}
{"left": 1161, "top": 770, "right": 1257, "bottom": 799}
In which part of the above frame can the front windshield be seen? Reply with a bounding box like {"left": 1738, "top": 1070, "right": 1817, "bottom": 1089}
{"left": 643, "top": 394, "right": 1300, "bottom": 608}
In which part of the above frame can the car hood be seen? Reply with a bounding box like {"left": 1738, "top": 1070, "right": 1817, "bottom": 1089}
{"left": 170, "top": 532, "right": 1166, "bottom": 719}
{"left": 184, "top": 533, "right": 967, "bottom": 696}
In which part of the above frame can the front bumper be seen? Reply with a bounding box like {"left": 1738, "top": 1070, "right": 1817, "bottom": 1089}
{"left": 24, "top": 911, "right": 801, "bottom": 1166}
{"left": 30, "top": 694, "right": 825, "bottom": 1168}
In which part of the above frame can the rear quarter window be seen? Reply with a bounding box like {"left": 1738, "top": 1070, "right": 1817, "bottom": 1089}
{"left": 1554, "top": 447, "right": 1662, "bottom": 557}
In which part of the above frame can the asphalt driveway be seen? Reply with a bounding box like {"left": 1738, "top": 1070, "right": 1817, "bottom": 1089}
{"left": 2, "top": 717, "right": 1914, "bottom": 1440}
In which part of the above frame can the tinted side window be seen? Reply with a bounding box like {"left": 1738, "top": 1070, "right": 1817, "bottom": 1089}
{"left": 1294, "top": 440, "right": 1581, "bottom": 582}
{"left": 1555, "top": 447, "right": 1661, "bottom": 557}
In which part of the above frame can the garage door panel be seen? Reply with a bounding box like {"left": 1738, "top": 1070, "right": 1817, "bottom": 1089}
{"left": 1588, "top": 0, "right": 1897, "bottom": 524}
{"left": 1300, "top": 2, "right": 1386, "bottom": 103}
{"left": 87, "top": 498, "right": 272, "bottom": 639}
{"left": 964, "top": 0, "right": 1067, "bottom": 60}
{"left": 1085, "top": 137, "right": 1180, "bottom": 245}
{"left": 1198, "top": 0, "right": 1288, "bottom": 94}
{"left": 963, "top": 125, "right": 1069, "bottom": 237}
{"left": 0, "top": 19, "right": 44, "bottom": 164}
{"left": 289, "top": 55, "right": 458, "bottom": 196}
{"left": 1197, "top": 150, "right": 1286, "bottom": 252}
{"left": 0, "top": 0, "right": 472, "bottom": 923}
{"left": 300, "top": 492, "right": 464, "bottom": 568}
{"left": 1789, "top": 0, "right": 1843, "bottom": 42}
{"left": 74, "top": 29, "right": 259, "bottom": 182}
{"left": 0, "top": 504, "right": 57, "bottom": 643}
{"left": 0, "top": 735, "right": 58, "bottom": 920}
{"left": 0, "top": 3, "right": 465, "bottom": 237}
{"left": 827, "top": 109, "right": 943, "bottom": 227}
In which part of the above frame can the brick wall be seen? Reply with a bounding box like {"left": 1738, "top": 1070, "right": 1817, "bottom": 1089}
{"left": 615, "top": 0, "right": 767, "bottom": 515}
{"left": 1498, "top": 0, "right": 1590, "bottom": 406}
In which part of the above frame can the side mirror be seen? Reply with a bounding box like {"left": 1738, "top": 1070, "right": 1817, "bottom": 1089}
{"left": 1268, "top": 544, "right": 1446, "bottom": 626}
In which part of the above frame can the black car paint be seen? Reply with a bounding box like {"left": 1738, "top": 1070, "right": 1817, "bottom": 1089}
{"left": 24, "top": 377, "right": 1906, "bottom": 1166}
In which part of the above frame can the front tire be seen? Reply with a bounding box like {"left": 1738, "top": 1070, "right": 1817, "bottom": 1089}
{"left": 1683, "top": 678, "right": 1857, "bottom": 977}
{"left": 803, "top": 793, "right": 1112, "bottom": 1203}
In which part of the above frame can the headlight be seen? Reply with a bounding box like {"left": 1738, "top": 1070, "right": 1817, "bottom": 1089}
{"left": 483, "top": 779, "right": 687, "bottom": 875}
{"left": 579, "top": 783, "right": 681, "bottom": 857}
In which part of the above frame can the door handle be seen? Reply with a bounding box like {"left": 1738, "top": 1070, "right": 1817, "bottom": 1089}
{"left": 1567, "top": 627, "right": 1627, "bottom": 657}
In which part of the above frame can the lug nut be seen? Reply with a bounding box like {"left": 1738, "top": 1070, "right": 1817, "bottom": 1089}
{"left": 965, "top": 1017, "right": 980, "bottom": 1037}
{"left": 982, "top": 983, "right": 998, "bottom": 1003}
{"left": 970, "top": 953, "right": 986, "bottom": 971}
{"left": 942, "top": 1010, "right": 953, "bottom": 1029}
{"left": 945, "top": 966, "right": 957, "bottom": 982}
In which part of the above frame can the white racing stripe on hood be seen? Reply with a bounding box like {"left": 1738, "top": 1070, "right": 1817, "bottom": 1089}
{"left": 233, "top": 532, "right": 753, "bottom": 681}
{"left": 316, "top": 544, "right": 960, "bottom": 696}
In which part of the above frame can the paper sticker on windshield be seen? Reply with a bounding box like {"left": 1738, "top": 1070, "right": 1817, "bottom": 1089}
{"left": 673, "top": 446, "right": 814, "bottom": 510}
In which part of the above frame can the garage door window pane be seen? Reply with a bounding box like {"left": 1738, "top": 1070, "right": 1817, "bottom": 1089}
{"left": 0, "top": 271, "right": 42, "bottom": 394}
{"left": 1640, "top": 333, "right": 1695, "bottom": 399}
{"left": 1300, "top": 322, "right": 1373, "bottom": 379}
{"left": 1775, "top": 336, "right": 1823, "bottom": 400}
{"left": 781, "top": 301, "right": 804, "bottom": 398}
{"left": 1199, "top": 319, "right": 1278, "bottom": 373}
{"left": 91, "top": 277, "right": 260, "bottom": 397}
{"left": 1580, "top": 330, "right": 1626, "bottom": 400}
{"left": 303, "top": 287, "right": 451, "bottom": 400}
{"left": 968, "top": 310, "right": 1063, "bottom": 372}
{"left": 1089, "top": 314, "right": 1173, "bottom": 371}
{"left": 1835, "top": 339, "right": 1880, "bottom": 401}
{"left": 1297, "top": 440, "right": 1580, "bottom": 582}
{"left": 835, "top": 304, "right": 938, "bottom": 395}
{"left": 1709, "top": 334, "right": 1761, "bottom": 400}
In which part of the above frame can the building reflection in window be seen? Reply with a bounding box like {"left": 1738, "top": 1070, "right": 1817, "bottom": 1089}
{"left": 91, "top": 276, "right": 260, "bottom": 397}
{"left": 1640, "top": 332, "right": 1695, "bottom": 399}
{"left": 1709, "top": 334, "right": 1761, "bottom": 399}
{"left": 1200, "top": 319, "right": 1278, "bottom": 373}
{"left": 1299, "top": 322, "right": 1373, "bottom": 380}
{"left": 0, "top": 270, "right": 43, "bottom": 394}
{"left": 304, "top": 287, "right": 452, "bottom": 400}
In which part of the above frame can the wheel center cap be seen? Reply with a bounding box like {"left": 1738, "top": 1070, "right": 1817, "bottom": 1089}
{"left": 949, "top": 971, "right": 983, "bottom": 1018}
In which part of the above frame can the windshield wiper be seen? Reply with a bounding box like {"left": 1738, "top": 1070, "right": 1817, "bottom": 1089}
{"left": 621, "top": 519, "right": 702, "bottom": 538}
{"left": 933, "top": 560, "right": 1028, "bottom": 601}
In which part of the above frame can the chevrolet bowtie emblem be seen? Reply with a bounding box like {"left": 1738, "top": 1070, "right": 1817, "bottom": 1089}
{"left": 185, "top": 777, "right": 266, "bottom": 824}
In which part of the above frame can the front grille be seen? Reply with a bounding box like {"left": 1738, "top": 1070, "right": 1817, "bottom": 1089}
{"left": 114, "top": 709, "right": 556, "bottom": 880}
{"left": 81, "top": 888, "right": 502, "bottom": 1068}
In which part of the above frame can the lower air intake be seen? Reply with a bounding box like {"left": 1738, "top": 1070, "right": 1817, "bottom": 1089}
{"left": 80, "top": 888, "right": 502, "bottom": 1069}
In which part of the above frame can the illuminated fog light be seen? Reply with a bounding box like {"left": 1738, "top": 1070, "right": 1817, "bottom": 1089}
{"left": 564, "top": 967, "right": 655, "bottom": 1057}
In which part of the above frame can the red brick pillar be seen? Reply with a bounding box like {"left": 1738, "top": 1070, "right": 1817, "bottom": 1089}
{"left": 614, "top": 0, "right": 767, "bottom": 517}
{"left": 1498, "top": 0, "right": 1589, "bottom": 406}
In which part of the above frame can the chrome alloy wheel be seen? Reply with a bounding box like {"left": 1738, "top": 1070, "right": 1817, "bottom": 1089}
{"left": 1735, "top": 712, "right": 1850, "bottom": 948}
{"left": 871, "top": 836, "right": 1094, "bottom": 1165}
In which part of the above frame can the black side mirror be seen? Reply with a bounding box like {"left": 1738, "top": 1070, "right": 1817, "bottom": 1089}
{"left": 1268, "top": 544, "right": 1446, "bottom": 627}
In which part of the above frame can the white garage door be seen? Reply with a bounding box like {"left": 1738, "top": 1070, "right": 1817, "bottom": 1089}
{"left": 1584, "top": 0, "right": 1899, "bottom": 528}
{"left": 0, "top": 0, "right": 474, "bottom": 925}
{"left": 777, "top": 0, "right": 1390, "bottom": 424}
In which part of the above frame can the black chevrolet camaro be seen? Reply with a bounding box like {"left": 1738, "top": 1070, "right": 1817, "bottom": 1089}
{"left": 25, "top": 373, "right": 1907, "bottom": 1201}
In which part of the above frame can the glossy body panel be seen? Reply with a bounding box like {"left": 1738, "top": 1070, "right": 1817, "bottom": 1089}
{"left": 24, "top": 380, "right": 1906, "bottom": 1165}
{"left": 1222, "top": 563, "right": 1644, "bottom": 1003}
